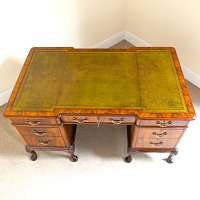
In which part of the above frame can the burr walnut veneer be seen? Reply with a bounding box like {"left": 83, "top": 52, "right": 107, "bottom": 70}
{"left": 4, "top": 47, "right": 195, "bottom": 163}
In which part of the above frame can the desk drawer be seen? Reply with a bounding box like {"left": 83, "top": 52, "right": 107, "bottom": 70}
{"left": 15, "top": 126, "right": 62, "bottom": 137}
{"left": 100, "top": 116, "right": 135, "bottom": 124}
{"left": 11, "top": 117, "right": 58, "bottom": 125}
{"left": 136, "top": 120, "right": 189, "bottom": 127}
{"left": 135, "top": 138, "right": 178, "bottom": 148}
{"left": 62, "top": 115, "right": 135, "bottom": 125}
{"left": 61, "top": 115, "right": 97, "bottom": 124}
{"left": 23, "top": 136, "right": 66, "bottom": 147}
{"left": 135, "top": 127, "right": 184, "bottom": 139}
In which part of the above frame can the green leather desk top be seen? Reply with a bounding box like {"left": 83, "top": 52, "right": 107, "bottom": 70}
{"left": 11, "top": 48, "right": 188, "bottom": 114}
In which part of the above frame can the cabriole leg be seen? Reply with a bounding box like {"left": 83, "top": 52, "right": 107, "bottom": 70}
{"left": 70, "top": 154, "right": 78, "bottom": 162}
{"left": 30, "top": 151, "right": 37, "bottom": 161}
{"left": 68, "top": 144, "right": 78, "bottom": 162}
{"left": 124, "top": 154, "right": 132, "bottom": 163}
{"left": 166, "top": 150, "right": 178, "bottom": 164}
{"left": 124, "top": 147, "right": 137, "bottom": 163}
{"left": 25, "top": 146, "right": 38, "bottom": 161}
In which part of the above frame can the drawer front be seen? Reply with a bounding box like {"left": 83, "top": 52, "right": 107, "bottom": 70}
{"left": 62, "top": 115, "right": 135, "bottom": 125}
{"left": 135, "top": 127, "right": 184, "bottom": 139}
{"left": 11, "top": 118, "right": 58, "bottom": 125}
{"left": 15, "top": 127, "right": 62, "bottom": 137}
{"left": 23, "top": 136, "right": 66, "bottom": 147}
{"left": 136, "top": 120, "right": 189, "bottom": 127}
{"left": 135, "top": 138, "right": 178, "bottom": 148}
{"left": 100, "top": 116, "right": 135, "bottom": 124}
{"left": 62, "top": 115, "right": 98, "bottom": 124}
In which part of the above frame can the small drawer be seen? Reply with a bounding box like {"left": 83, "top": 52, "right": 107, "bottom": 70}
{"left": 61, "top": 115, "right": 97, "bottom": 124}
{"left": 135, "top": 138, "right": 178, "bottom": 148}
{"left": 11, "top": 117, "right": 58, "bottom": 125}
{"left": 23, "top": 136, "right": 66, "bottom": 147}
{"left": 136, "top": 119, "right": 189, "bottom": 127}
{"left": 100, "top": 116, "right": 135, "bottom": 124}
{"left": 135, "top": 127, "right": 184, "bottom": 139}
{"left": 15, "top": 126, "right": 62, "bottom": 137}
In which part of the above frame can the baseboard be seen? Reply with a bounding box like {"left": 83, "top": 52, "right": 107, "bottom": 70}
{"left": 181, "top": 65, "right": 200, "bottom": 88}
{"left": 91, "top": 31, "right": 125, "bottom": 48}
{"left": 0, "top": 87, "right": 13, "bottom": 106}
{"left": 125, "top": 31, "right": 200, "bottom": 88}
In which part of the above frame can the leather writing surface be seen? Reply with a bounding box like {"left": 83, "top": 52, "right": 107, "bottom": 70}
{"left": 137, "top": 50, "right": 187, "bottom": 112}
{"left": 13, "top": 51, "right": 67, "bottom": 110}
{"left": 57, "top": 52, "right": 141, "bottom": 109}
{"left": 12, "top": 49, "right": 187, "bottom": 113}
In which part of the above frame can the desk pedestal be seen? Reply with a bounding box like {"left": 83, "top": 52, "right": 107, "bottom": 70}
{"left": 125, "top": 124, "right": 185, "bottom": 163}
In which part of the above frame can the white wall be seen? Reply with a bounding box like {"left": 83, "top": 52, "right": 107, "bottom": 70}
{"left": 125, "top": 0, "right": 200, "bottom": 78}
{"left": 0, "top": 0, "right": 125, "bottom": 94}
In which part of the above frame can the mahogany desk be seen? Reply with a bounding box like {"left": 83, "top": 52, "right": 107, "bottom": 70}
{"left": 4, "top": 47, "right": 195, "bottom": 163}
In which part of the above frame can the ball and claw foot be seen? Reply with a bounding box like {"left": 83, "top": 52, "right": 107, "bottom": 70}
{"left": 124, "top": 155, "right": 132, "bottom": 163}
{"left": 166, "top": 156, "right": 174, "bottom": 164}
{"left": 165, "top": 150, "right": 178, "bottom": 164}
{"left": 71, "top": 154, "right": 78, "bottom": 162}
{"left": 30, "top": 151, "right": 37, "bottom": 161}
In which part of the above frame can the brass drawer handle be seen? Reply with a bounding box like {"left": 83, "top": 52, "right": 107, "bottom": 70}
{"left": 32, "top": 130, "right": 47, "bottom": 136}
{"left": 156, "top": 121, "right": 172, "bottom": 127}
{"left": 38, "top": 140, "right": 52, "bottom": 145}
{"left": 109, "top": 118, "right": 124, "bottom": 124}
{"left": 152, "top": 132, "right": 167, "bottom": 138}
{"left": 27, "top": 120, "right": 41, "bottom": 125}
{"left": 72, "top": 117, "right": 88, "bottom": 124}
{"left": 150, "top": 141, "right": 163, "bottom": 146}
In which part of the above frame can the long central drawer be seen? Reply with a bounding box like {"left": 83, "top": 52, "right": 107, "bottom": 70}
{"left": 61, "top": 115, "right": 135, "bottom": 124}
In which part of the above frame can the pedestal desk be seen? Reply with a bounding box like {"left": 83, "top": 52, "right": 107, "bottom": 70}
{"left": 4, "top": 47, "right": 195, "bottom": 163}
